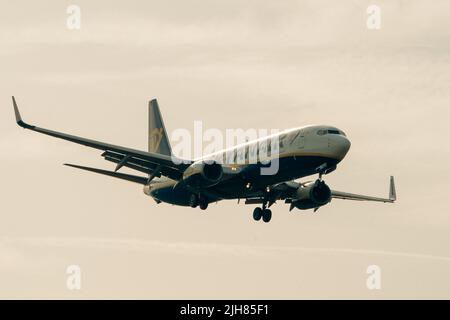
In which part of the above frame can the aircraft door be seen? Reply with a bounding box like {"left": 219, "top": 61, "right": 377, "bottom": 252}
{"left": 297, "top": 131, "right": 305, "bottom": 149}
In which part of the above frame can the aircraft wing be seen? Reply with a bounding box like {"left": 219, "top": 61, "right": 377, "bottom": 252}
{"left": 331, "top": 176, "right": 396, "bottom": 203}
{"left": 242, "top": 177, "right": 396, "bottom": 207}
{"left": 12, "top": 97, "right": 191, "bottom": 181}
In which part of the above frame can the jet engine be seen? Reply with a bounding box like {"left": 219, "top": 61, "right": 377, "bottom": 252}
{"left": 182, "top": 161, "right": 223, "bottom": 188}
{"left": 291, "top": 180, "right": 331, "bottom": 210}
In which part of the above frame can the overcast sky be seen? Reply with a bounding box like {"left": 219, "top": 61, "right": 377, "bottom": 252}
{"left": 1, "top": 0, "right": 449, "bottom": 298}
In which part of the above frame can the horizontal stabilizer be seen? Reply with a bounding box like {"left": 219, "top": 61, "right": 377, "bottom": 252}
{"left": 64, "top": 163, "right": 148, "bottom": 185}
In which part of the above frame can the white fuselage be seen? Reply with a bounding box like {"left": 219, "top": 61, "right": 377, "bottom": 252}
{"left": 144, "top": 125, "right": 351, "bottom": 205}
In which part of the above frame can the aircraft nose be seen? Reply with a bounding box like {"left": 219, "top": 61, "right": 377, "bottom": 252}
{"left": 330, "top": 135, "right": 351, "bottom": 160}
{"left": 340, "top": 137, "right": 351, "bottom": 156}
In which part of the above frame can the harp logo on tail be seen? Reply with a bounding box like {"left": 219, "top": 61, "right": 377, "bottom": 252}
{"left": 149, "top": 127, "right": 164, "bottom": 152}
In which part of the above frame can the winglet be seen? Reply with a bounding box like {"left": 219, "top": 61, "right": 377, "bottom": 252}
{"left": 12, "top": 96, "right": 22, "bottom": 123}
{"left": 12, "top": 96, "right": 32, "bottom": 129}
{"left": 389, "top": 176, "right": 396, "bottom": 201}
{"left": 12, "top": 96, "right": 33, "bottom": 129}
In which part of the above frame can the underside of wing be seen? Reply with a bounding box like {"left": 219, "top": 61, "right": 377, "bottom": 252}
{"left": 331, "top": 176, "right": 396, "bottom": 203}
{"left": 331, "top": 191, "right": 393, "bottom": 202}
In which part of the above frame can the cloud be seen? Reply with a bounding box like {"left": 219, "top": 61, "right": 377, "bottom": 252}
{"left": 2, "top": 236, "right": 450, "bottom": 263}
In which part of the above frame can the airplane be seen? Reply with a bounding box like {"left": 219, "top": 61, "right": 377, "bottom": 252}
{"left": 12, "top": 96, "right": 396, "bottom": 223}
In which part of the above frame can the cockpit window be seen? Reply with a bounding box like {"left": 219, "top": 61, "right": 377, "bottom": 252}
{"left": 316, "top": 129, "right": 346, "bottom": 136}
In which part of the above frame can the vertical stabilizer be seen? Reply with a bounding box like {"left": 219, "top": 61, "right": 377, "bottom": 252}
{"left": 148, "top": 99, "right": 172, "bottom": 156}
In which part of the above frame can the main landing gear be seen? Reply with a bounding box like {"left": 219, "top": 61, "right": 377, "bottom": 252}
{"left": 189, "top": 194, "right": 208, "bottom": 210}
{"left": 253, "top": 205, "right": 272, "bottom": 223}
{"left": 251, "top": 186, "right": 274, "bottom": 223}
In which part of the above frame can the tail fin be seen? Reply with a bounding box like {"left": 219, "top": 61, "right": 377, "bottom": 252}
{"left": 148, "top": 99, "right": 172, "bottom": 156}
{"left": 389, "top": 176, "right": 397, "bottom": 201}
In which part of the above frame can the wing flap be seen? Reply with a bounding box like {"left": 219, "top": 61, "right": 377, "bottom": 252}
{"left": 101, "top": 151, "right": 182, "bottom": 179}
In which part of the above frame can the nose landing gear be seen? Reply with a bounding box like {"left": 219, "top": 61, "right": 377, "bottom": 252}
{"left": 189, "top": 194, "right": 199, "bottom": 208}
{"left": 189, "top": 194, "right": 209, "bottom": 210}
{"left": 199, "top": 200, "right": 208, "bottom": 210}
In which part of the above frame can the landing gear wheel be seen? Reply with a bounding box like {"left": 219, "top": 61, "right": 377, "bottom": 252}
{"left": 199, "top": 201, "right": 208, "bottom": 210}
{"left": 189, "top": 194, "right": 199, "bottom": 208}
{"left": 262, "top": 209, "right": 272, "bottom": 223}
{"left": 253, "top": 207, "right": 262, "bottom": 221}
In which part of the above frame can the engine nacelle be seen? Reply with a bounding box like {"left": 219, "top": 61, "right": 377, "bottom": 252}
{"left": 182, "top": 161, "right": 223, "bottom": 188}
{"left": 292, "top": 180, "right": 331, "bottom": 210}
